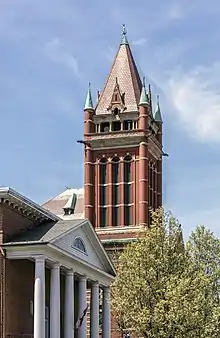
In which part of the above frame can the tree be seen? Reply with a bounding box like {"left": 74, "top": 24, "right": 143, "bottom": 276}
{"left": 187, "top": 225, "right": 220, "bottom": 275}
{"left": 187, "top": 225, "right": 220, "bottom": 308}
{"left": 111, "top": 209, "right": 220, "bottom": 338}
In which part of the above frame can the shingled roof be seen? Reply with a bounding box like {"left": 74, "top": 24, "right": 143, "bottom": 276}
{"left": 95, "top": 29, "right": 142, "bottom": 115}
{"left": 4, "top": 219, "right": 82, "bottom": 245}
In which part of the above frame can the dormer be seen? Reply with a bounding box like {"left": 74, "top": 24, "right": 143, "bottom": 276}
{"left": 63, "top": 193, "right": 77, "bottom": 215}
{"left": 107, "top": 78, "right": 126, "bottom": 118}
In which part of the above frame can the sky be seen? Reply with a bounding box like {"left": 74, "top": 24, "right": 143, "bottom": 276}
{"left": 0, "top": 0, "right": 220, "bottom": 237}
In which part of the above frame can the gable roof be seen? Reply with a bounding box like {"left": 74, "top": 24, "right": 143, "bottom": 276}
{"left": 4, "top": 219, "right": 83, "bottom": 245}
{"left": 95, "top": 38, "right": 142, "bottom": 115}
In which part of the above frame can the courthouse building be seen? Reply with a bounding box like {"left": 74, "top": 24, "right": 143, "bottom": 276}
{"left": 0, "top": 187, "right": 115, "bottom": 338}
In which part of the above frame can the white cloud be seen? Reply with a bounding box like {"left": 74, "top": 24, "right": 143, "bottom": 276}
{"left": 167, "top": 63, "right": 220, "bottom": 142}
{"left": 44, "top": 37, "right": 79, "bottom": 75}
{"left": 167, "top": 2, "right": 185, "bottom": 20}
{"left": 132, "top": 38, "right": 147, "bottom": 46}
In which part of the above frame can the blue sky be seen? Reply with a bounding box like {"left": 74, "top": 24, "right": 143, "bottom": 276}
{"left": 0, "top": 0, "right": 220, "bottom": 236}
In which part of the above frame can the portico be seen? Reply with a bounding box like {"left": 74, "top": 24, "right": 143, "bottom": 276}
{"left": 0, "top": 188, "right": 115, "bottom": 338}
{"left": 26, "top": 253, "right": 111, "bottom": 338}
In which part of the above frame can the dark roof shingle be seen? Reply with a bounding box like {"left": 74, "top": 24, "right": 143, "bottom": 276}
{"left": 4, "top": 219, "right": 83, "bottom": 246}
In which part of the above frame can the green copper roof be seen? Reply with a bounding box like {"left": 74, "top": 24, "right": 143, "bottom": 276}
{"left": 63, "top": 192, "right": 77, "bottom": 211}
{"left": 154, "top": 95, "right": 162, "bottom": 122}
{"left": 120, "top": 24, "right": 129, "bottom": 45}
{"left": 139, "top": 77, "right": 149, "bottom": 106}
{"left": 84, "top": 83, "right": 94, "bottom": 110}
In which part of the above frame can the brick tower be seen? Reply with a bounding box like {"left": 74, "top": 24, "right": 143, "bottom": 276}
{"left": 83, "top": 26, "right": 163, "bottom": 253}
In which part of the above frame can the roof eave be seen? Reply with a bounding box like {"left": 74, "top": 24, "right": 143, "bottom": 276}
{"left": 0, "top": 187, "right": 60, "bottom": 222}
{"left": 3, "top": 241, "right": 49, "bottom": 247}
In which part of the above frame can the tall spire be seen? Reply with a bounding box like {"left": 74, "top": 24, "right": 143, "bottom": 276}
{"left": 154, "top": 95, "right": 162, "bottom": 122}
{"left": 96, "top": 26, "right": 142, "bottom": 115}
{"left": 139, "top": 77, "right": 149, "bottom": 106}
{"left": 121, "top": 24, "right": 129, "bottom": 45}
{"left": 84, "top": 83, "right": 94, "bottom": 111}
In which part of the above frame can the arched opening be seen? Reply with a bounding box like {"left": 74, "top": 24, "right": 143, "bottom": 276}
{"left": 99, "top": 158, "right": 107, "bottom": 227}
{"left": 72, "top": 237, "right": 87, "bottom": 254}
{"left": 112, "top": 156, "right": 120, "bottom": 226}
{"left": 100, "top": 122, "right": 109, "bottom": 132}
{"left": 124, "top": 155, "right": 132, "bottom": 226}
{"left": 123, "top": 120, "right": 133, "bottom": 131}
{"left": 113, "top": 107, "right": 119, "bottom": 115}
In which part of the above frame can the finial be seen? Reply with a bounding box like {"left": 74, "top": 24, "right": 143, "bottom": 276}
{"left": 154, "top": 94, "right": 162, "bottom": 122}
{"left": 122, "top": 24, "right": 127, "bottom": 35}
{"left": 156, "top": 94, "right": 159, "bottom": 104}
{"left": 148, "top": 84, "right": 152, "bottom": 104}
{"left": 121, "top": 24, "right": 129, "bottom": 45}
{"left": 84, "top": 82, "right": 94, "bottom": 111}
{"left": 139, "top": 77, "right": 149, "bottom": 106}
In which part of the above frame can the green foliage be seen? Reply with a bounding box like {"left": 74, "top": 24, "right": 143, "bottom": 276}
{"left": 111, "top": 209, "right": 220, "bottom": 337}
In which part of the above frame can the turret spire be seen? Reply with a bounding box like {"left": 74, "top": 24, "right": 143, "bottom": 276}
{"left": 154, "top": 95, "right": 162, "bottom": 122}
{"left": 84, "top": 82, "right": 94, "bottom": 111}
{"left": 139, "top": 77, "right": 149, "bottom": 106}
{"left": 121, "top": 24, "right": 129, "bottom": 45}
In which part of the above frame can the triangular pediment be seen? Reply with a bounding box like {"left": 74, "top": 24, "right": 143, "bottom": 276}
{"left": 52, "top": 219, "right": 115, "bottom": 276}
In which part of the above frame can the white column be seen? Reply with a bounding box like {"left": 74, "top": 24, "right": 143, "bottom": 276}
{"left": 90, "top": 282, "right": 99, "bottom": 338}
{"left": 102, "top": 287, "right": 111, "bottom": 338}
{"left": 64, "top": 270, "right": 75, "bottom": 338}
{"left": 78, "top": 276, "right": 87, "bottom": 338}
{"left": 34, "top": 256, "right": 45, "bottom": 338}
{"left": 50, "top": 263, "right": 60, "bottom": 338}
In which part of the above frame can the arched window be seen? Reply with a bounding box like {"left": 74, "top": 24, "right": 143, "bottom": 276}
{"left": 148, "top": 162, "right": 152, "bottom": 208}
{"left": 99, "top": 158, "right": 107, "bottom": 227}
{"left": 112, "top": 156, "right": 120, "bottom": 226}
{"left": 124, "top": 155, "right": 132, "bottom": 226}
{"left": 72, "top": 237, "right": 87, "bottom": 254}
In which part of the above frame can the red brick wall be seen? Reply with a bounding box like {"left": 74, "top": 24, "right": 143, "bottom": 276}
{"left": 5, "top": 259, "right": 52, "bottom": 336}
{"left": 5, "top": 259, "right": 34, "bottom": 335}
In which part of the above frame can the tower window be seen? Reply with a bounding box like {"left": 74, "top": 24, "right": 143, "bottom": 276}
{"left": 112, "top": 157, "right": 120, "bottom": 226}
{"left": 112, "top": 121, "right": 121, "bottom": 131}
{"left": 114, "top": 94, "right": 118, "bottom": 101}
{"left": 124, "top": 155, "right": 132, "bottom": 226}
{"left": 100, "top": 122, "right": 109, "bottom": 132}
{"left": 113, "top": 107, "right": 119, "bottom": 116}
{"left": 124, "top": 206, "right": 132, "bottom": 226}
{"left": 112, "top": 206, "right": 119, "bottom": 226}
{"left": 124, "top": 155, "right": 132, "bottom": 183}
{"left": 99, "top": 158, "right": 107, "bottom": 227}
{"left": 112, "top": 157, "right": 120, "bottom": 184}
{"left": 123, "top": 120, "right": 132, "bottom": 131}
{"left": 100, "top": 207, "right": 107, "bottom": 227}
{"left": 100, "top": 159, "right": 107, "bottom": 185}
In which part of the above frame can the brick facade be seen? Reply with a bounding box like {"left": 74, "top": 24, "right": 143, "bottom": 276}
{"left": 83, "top": 30, "right": 163, "bottom": 337}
